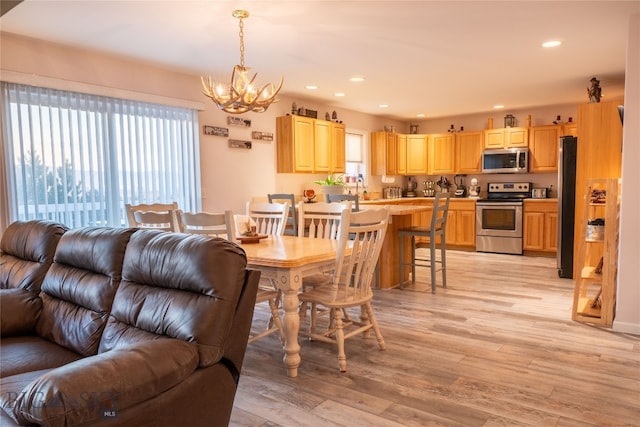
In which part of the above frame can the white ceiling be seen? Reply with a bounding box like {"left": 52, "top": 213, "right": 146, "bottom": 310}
{"left": 1, "top": 1, "right": 638, "bottom": 120}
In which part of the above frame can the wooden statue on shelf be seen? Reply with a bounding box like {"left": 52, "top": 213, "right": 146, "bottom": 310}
{"left": 588, "top": 77, "right": 601, "bottom": 103}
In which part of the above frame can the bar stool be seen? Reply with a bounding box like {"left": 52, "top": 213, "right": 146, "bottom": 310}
{"left": 398, "top": 192, "right": 451, "bottom": 293}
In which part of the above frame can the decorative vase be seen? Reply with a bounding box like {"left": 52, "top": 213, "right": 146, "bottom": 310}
{"left": 320, "top": 185, "right": 345, "bottom": 199}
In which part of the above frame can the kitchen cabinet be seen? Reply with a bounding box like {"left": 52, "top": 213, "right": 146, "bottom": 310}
{"left": 529, "top": 125, "right": 560, "bottom": 173}
{"left": 572, "top": 179, "right": 619, "bottom": 326}
{"left": 412, "top": 198, "right": 475, "bottom": 248}
{"left": 483, "top": 127, "right": 529, "bottom": 149}
{"left": 406, "top": 134, "right": 428, "bottom": 175}
{"left": 455, "top": 130, "right": 483, "bottom": 173}
{"left": 397, "top": 134, "right": 407, "bottom": 175}
{"left": 370, "top": 131, "right": 398, "bottom": 176}
{"left": 331, "top": 122, "right": 346, "bottom": 173}
{"left": 276, "top": 115, "right": 314, "bottom": 172}
{"left": 523, "top": 199, "right": 558, "bottom": 253}
{"left": 429, "top": 133, "right": 455, "bottom": 174}
{"left": 276, "top": 115, "right": 345, "bottom": 173}
{"left": 447, "top": 199, "right": 476, "bottom": 247}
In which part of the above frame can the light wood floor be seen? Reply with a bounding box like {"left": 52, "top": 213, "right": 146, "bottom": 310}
{"left": 230, "top": 250, "right": 640, "bottom": 427}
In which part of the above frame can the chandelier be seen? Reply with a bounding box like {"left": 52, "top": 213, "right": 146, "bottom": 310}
{"left": 201, "top": 10, "right": 283, "bottom": 114}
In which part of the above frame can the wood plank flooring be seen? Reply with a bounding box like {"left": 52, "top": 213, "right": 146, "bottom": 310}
{"left": 230, "top": 250, "right": 640, "bottom": 426}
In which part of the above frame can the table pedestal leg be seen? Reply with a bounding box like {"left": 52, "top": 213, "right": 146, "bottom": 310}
{"left": 276, "top": 270, "right": 302, "bottom": 378}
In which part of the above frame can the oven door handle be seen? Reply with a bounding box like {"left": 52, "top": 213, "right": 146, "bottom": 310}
{"left": 476, "top": 202, "right": 523, "bottom": 207}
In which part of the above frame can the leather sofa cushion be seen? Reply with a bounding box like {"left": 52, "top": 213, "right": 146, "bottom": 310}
{"left": 0, "top": 220, "right": 67, "bottom": 292}
{"left": 101, "top": 231, "right": 248, "bottom": 367}
{"left": 0, "top": 336, "right": 82, "bottom": 378}
{"left": 36, "top": 227, "right": 135, "bottom": 356}
{"left": 10, "top": 339, "right": 198, "bottom": 426}
{"left": 0, "top": 288, "right": 42, "bottom": 337}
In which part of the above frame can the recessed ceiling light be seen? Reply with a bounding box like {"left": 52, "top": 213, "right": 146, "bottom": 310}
{"left": 305, "top": 85, "right": 318, "bottom": 90}
{"left": 379, "top": 104, "right": 389, "bottom": 108}
{"left": 542, "top": 40, "right": 562, "bottom": 48}
{"left": 416, "top": 114, "right": 425, "bottom": 118}
{"left": 334, "top": 92, "right": 345, "bottom": 97}
{"left": 493, "top": 105, "right": 504, "bottom": 109}
{"left": 349, "top": 76, "right": 365, "bottom": 82}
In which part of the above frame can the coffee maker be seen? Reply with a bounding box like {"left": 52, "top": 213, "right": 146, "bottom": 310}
{"left": 454, "top": 175, "right": 467, "bottom": 198}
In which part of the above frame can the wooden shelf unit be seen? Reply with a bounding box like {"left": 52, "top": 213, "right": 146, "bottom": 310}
{"left": 571, "top": 178, "right": 620, "bottom": 326}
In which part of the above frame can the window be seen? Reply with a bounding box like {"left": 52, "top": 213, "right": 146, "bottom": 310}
{"left": 345, "top": 130, "right": 366, "bottom": 179}
{"left": 1, "top": 82, "right": 201, "bottom": 228}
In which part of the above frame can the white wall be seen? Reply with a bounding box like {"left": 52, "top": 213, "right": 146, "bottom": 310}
{"left": 613, "top": 14, "right": 640, "bottom": 335}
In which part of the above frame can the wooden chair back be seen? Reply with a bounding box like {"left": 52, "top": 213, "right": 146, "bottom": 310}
{"left": 132, "top": 209, "right": 180, "bottom": 232}
{"left": 126, "top": 202, "right": 178, "bottom": 227}
{"left": 267, "top": 193, "right": 297, "bottom": 236}
{"left": 326, "top": 193, "right": 360, "bottom": 212}
{"left": 332, "top": 206, "right": 389, "bottom": 300}
{"left": 244, "top": 201, "right": 290, "bottom": 236}
{"left": 297, "top": 201, "right": 351, "bottom": 239}
{"left": 178, "top": 210, "right": 235, "bottom": 240}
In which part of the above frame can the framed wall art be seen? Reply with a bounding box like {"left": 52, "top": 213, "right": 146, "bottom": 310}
{"left": 229, "top": 139, "right": 252, "bottom": 149}
{"left": 203, "top": 125, "right": 229, "bottom": 137}
{"left": 227, "top": 116, "right": 251, "bottom": 127}
{"left": 251, "top": 131, "right": 273, "bottom": 141}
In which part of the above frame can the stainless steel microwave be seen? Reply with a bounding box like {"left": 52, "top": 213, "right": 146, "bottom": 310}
{"left": 482, "top": 148, "right": 529, "bottom": 173}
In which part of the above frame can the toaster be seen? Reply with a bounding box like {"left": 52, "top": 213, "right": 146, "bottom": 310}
{"left": 531, "top": 188, "right": 548, "bottom": 199}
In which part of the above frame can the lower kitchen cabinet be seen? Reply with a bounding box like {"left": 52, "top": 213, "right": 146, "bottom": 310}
{"left": 523, "top": 199, "right": 558, "bottom": 253}
{"left": 447, "top": 199, "right": 476, "bottom": 247}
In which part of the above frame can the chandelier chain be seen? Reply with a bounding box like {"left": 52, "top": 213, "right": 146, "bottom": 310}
{"left": 238, "top": 16, "right": 245, "bottom": 68}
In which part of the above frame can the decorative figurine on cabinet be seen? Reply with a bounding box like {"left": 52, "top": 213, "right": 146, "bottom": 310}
{"left": 325, "top": 112, "right": 330, "bottom": 120}
{"left": 588, "top": 77, "right": 601, "bottom": 103}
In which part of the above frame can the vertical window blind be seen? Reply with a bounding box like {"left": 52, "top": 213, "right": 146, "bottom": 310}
{"left": 1, "top": 82, "right": 201, "bottom": 228}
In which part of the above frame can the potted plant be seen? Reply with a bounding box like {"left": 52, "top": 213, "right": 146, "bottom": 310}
{"left": 314, "top": 174, "right": 347, "bottom": 198}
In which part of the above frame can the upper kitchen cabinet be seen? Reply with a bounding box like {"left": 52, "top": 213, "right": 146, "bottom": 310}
{"left": 455, "top": 130, "right": 483, "bottom": 173}
{"left": 529, "top": 124, "right": 560, "bottom": 173}
{"left": 429, "top": 133, "right": 455, "bottom": 174}
{"left": 276, "top": 115, "right": 345, "bottom": 173}
{"left": 331, "top": 122, "right": 346, "bottom": 173}
{"left": 397, "top": 134, "right": 407, "bottom": 175}
{"left": 483, "top": 127, "right": 529, "bottom": 149}
{"left": 371, "top": 131, "right": 398, "bottom": 175}
{"left": 406, "top": 134, "right": 428, "bottom": 175}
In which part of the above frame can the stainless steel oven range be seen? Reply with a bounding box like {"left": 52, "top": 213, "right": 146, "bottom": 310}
{"left": 476, "top": 182, "right": 531, "bottom": 255}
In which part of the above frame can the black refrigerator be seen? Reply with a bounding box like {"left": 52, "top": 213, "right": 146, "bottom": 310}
{"left": 557, "top": 135, "right": 577, "bottom": 278}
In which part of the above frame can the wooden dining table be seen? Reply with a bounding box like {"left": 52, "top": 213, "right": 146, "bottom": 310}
{"left": 239, "top": 204, "right": 429, "bottom": 377}
{"left": 240, "top": 235, "right": 348, "bottom": 378}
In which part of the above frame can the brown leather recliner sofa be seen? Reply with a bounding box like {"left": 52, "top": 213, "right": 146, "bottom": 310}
{"left": 0, "top": 220, "right": 259, "bottom": 427}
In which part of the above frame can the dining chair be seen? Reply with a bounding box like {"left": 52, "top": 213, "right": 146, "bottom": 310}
{"left": 398, "top": 192, "right": 451, "bottom": 293}
{"left": 326, "top": 193, "right": 360, "bottom": 212}
{"left": 125, "top": 202, "right": 178, "bottom": 228}
{"left": 297, "top": 206, "right": 390, "bottom": 373}
{"left": 267, "top": 193, "right": 298, "bottom": 236}
{"left": 241, "top": 201, "right": 291, "bottom": 344}
{"left": 297, "top": 200, "right": 351, "bottom": 239}
{"left": 243, "top": 201, "right": 290, "bottom": 236}
{"left": 178, "top": 210, "right": 236, "bottom": 240}
{"left": 129, "top": 207, "right": 180, "bottom": 232}
{"left": 296, "top": 200, "right": 352, "bottom": 298}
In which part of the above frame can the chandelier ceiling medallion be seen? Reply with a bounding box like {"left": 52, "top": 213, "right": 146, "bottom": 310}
{"left": 201, "top": 10, "right": 283, "bottom": 114}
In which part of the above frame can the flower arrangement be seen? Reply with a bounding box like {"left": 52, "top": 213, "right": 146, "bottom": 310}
{"left": 314, "top": 174, "right": 347, "bottom": 187}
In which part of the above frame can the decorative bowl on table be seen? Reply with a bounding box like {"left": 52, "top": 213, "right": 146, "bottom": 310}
{"left": 237, "top": 234, "right": 268, "bottom": 244}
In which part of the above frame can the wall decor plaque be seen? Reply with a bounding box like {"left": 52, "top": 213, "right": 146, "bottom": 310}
{"left": 251, "top": 131, "right": 273, "bottom": 141}
{"left": 227, "top": 116, "right": 251, "bottom": 127}
{"left": 229, "top": 139, "right": 252, "bottom": 149}
{"left": 203, "top": 125, "right": 229, "bottom": 137}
